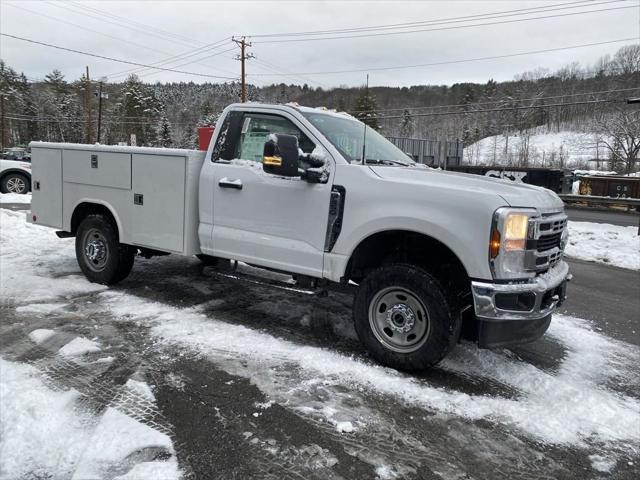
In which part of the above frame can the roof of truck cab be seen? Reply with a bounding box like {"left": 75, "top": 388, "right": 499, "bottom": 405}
{"left": 29, "top": 142, "right": 203, "bottom": 157}
{"left": 226, "top": 102, "right": 356, "bottom": 120}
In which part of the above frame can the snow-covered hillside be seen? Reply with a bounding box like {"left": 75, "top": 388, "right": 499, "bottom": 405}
{"left": 464, "top": 129, "right": 612, "bottom": 169}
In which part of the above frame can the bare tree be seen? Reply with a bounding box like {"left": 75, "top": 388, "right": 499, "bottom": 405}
{"left": 594, "top": 106, "right": 640, "bottom": 173}
{"left": 611, "top": 44, "right": 640, "bottom": 75}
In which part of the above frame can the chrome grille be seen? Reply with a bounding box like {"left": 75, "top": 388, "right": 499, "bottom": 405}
{"left": 525, "top": 212, "right": 568, "bottom": 273}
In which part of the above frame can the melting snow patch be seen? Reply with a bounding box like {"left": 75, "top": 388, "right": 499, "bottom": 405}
{"left": 0, "top": 209, "right": 107, "bottom": 303}
{"left": 589, "top": 454, "right": 617, "bottom": 473}
{"left": 0, "top": 357, "right": 89, "bottom": 479}
{"left": 28, "top": 328, "right": 56, "bottom": 344}
{"left": 71, "top": 407, "right": 175, "bottom": 480}
{"left": 566, "top": 221, "right": 640, "bottom": 270}
{"left": 335, "top": 421, "right": 354, "bottom": 433}
{"left": 58, "top": 337, "right": 101, "bottom": 357}
{"left": 17, "top": 302, "right": 66, "bottom": 315}
{"left": 125, "top": 379, "right": 156, "bottom": 402}
{"left": 98, "top": 291, "right": 640, "bottom": 451}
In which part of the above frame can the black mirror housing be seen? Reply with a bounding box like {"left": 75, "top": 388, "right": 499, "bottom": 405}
{"left": 263, "top": 134, "right": 300, "bottom": 177}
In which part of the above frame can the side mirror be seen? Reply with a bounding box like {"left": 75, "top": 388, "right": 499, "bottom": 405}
{"left": 263, "top": 134, "right": 300, "bottom": 177}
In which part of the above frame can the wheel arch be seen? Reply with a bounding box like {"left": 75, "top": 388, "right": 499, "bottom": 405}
{"left": 70, "top": 200, "right": 123, "bottom": 241}
{"left": 343, "top": 229, "right": 470, "bottom": 289}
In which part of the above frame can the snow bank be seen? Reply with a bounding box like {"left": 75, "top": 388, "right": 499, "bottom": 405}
{"left": 98, "top": 290, "right": 640, "bottom": 449}
{"left": 0, "top": 192, "right": 31, "bottom": 204}
{"left": 566, "top": 221, "right": 640, "bottom": 270}
{"left": 0, "top": 209, "right": 107, "bottom": 303}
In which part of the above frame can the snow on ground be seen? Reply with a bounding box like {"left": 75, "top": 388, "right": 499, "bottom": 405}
{"left": 0, "top": 358, "right": 88, "bottom": 479}
{"left": 0, "top": 209, "right": 107, "bottom": 303}
{"left": 0, "top": 356, "right": 179, "bottom": 480}
{"left": 28, "top": 328, "right": 56, "bottom": 344}
{"left": 0, "top": 192, "right": 31, "bottom": 204}
{"left": 58, "top": 337, "right": 102, "bottom": 357}
{"left": 71, "top": 407, "right": 177, "bottom": 480}
{"left": 566, "top": 221, "right": 640, "bottom": 270}
{"left": 98, "top": 289, "right": 640, "bottom": 449}
{"left": 464, "top": 129, "right": 611, "bottom": 168}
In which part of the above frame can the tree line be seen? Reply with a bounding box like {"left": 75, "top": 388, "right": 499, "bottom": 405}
{"left": 0, "top": 44, "right": 637, "bottom": 170}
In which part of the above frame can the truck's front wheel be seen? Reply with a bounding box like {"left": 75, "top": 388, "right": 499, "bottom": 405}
{"left": 75, "top": 214, "right": 135, "bottom": 285}
{"left": 353, "top": 264, "right": 461, "bottom": 371}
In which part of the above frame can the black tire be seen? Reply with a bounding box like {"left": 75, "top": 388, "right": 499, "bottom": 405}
{"left": 75, "top": 214, "right": 135, "bottom": 285}
{"left": 353, "top": 264, "right": 461, "bottom": 371}
{"left": 196, "top": 254, "right": 219, "bottom": 266}
{"left": 1, "top": 173, "right": 30, "bottom": 194}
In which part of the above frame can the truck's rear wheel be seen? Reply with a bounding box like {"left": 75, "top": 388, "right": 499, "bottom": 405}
{"left": 76, "top": 214, "right": 135, "bottom": 285}
{"left": 353, "top": 264, "right": 460, "bottom": 371}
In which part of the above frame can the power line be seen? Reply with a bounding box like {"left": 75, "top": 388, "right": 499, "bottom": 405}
{"left": 44, "top": 0, "right": 200, "bottom": 49}
{"left": 252, "top": 5, "right": 638, "bottom": 43}
{"left": 351, "top": 87, "right": 640, "bottom": 113}
{"left": 248, "top": 0, "right": 618, "bottom": 38}
{"left": 4, "top": 2, "right": 177, "bottom": 59}
{"left": 248, "top": 38, "right": 637, "bottom": 76}
{"left": 0, "top": 33, "right": 238, "bottom": 81}
{"left": 135, "top": 46, "right": 238, "bottom": 79}
{"left": 375, "top": 99, "right": 619, "bottom": 120}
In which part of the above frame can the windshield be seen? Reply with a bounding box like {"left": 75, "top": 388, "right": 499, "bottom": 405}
{"left": 302, "top": 112, "right": 414, "bottom": 166}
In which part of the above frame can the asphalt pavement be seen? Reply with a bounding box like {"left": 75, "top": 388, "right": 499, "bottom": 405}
{"left": 566, "top": 206, "right": 639, "bottom": 227}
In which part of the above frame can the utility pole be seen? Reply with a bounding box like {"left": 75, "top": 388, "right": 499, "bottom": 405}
{"left": 233, "top": 36, "right": 253, "bottom": 102}
{"left": 84, "top": 66, "right": 92, "bottom": 143}
{"left": 95, "top": 79, "right": 108, "bottom": 144}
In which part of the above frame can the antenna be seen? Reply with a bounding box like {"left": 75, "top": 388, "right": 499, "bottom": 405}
{"left": 361, "top": 73, "right": 369, "bottom": 164}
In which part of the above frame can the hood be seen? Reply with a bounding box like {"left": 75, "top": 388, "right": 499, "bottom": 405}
{"left": 369, "top": 166, "right": 564, "bottom": 212}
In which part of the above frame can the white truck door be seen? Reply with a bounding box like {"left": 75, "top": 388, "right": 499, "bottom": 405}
{"left": 210, "top": 111, "right": 332, "bottom": 278}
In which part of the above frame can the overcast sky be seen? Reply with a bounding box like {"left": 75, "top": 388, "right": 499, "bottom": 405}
{"left": 1, "top": 0, "right": 638, "bottom": 88}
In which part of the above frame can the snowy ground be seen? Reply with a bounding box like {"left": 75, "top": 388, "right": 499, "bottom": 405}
{"left": 0, "top": 191, "right": 32, "bottom": 204}
{"left": 464, "top": 129, "right": 612, "bottom": 168}
{"left": 566, "top": 221, "right": 640, "bottom": 271}
{"left": 1, "top": 207, "right": 640, "bottom": 479}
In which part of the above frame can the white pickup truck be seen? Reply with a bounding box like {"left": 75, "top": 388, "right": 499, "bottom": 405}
{"left": 28, "top": 103, "right": 570, "bottom": 371}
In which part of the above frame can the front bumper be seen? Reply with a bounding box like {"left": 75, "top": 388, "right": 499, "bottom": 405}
{"left": 471, "top": 261, "right": 571, "bottom": 348}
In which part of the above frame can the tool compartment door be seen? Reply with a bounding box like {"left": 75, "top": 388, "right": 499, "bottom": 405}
{"left": 63, "top": 149, "right": 131, "bottom": 189}
{"left": 131, "top": 153, "right": 186, "bottom": 253}
{"left": 31, "top": 147, "right": 63, "bottom": 228}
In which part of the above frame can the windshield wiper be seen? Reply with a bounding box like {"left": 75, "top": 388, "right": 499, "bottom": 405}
{"left": 364, "top": 158, "right": 411, "bottom": 166}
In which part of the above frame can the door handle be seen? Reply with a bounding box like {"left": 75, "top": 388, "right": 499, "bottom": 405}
{"left": 218, "top": 178, "right": 243, "bottom": 190}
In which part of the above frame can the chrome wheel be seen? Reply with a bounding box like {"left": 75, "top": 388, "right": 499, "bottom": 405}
{"left": 6, "top": 176, "right": 27, "bottom": 193}
{"left": 82, "top": 228, "right": 109, "bottom": 272}
{"left": 368, "top": 286, "right": 430, "bottom": 353}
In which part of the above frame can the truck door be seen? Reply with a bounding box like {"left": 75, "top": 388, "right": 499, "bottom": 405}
{"left": 209, "top": 110, "right": 332, "bottom": 278}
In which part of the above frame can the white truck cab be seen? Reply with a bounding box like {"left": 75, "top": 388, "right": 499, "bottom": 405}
{"left": 28, "top": 103, "right": 571, "bottom": 371}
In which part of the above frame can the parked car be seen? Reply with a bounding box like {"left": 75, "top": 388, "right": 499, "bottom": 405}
{"left": 0, "top": 157, "right": 32, "bottom": 194}
{"left": 28, "top": 103, "right": 570, "bottom": 371}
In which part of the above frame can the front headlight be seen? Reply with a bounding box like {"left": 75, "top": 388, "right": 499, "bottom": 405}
{"left": 489, "top": 208, "right": 537, "bottom": 280}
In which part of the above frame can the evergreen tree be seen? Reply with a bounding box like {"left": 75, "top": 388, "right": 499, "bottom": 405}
{"left": 400, "top": 109, "right": 414, "bottom": 137}
{"left": 157, "top": 114, "right": 172, "bottom": 147}
{"left": 353, "top": 86, "right": 379, "bottom": 130}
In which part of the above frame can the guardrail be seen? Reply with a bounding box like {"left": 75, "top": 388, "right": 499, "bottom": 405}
{"left": 559, "top": 194, "right": 640, "bottom": 234}
{"left": 559, "top": 194, "right": 640, "bottom": 209}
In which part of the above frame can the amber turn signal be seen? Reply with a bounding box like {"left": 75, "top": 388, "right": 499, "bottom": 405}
{"left": 263, "top": 155, "right": 282, "bottom": 166}
{"left": 489, "top": 228, "right": 501, "bottom": 259}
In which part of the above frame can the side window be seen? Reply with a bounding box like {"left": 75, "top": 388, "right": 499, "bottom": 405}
{"left": 234, "top": 113, "right": 315, "bottom": 162}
